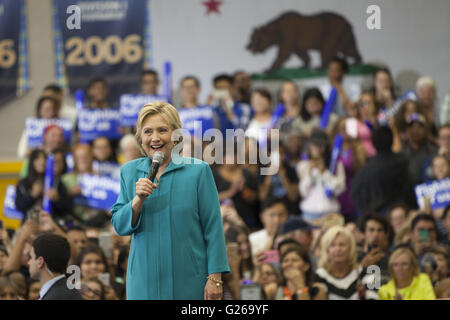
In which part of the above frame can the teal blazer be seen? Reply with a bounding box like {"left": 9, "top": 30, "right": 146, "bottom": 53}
{"left": 111, "top": 155, "right": 230, "bottom": 300}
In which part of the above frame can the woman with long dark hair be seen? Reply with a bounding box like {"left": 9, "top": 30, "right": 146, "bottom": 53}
{"left": 292, "top": 88, "right": 339, "bottom": 137}
{"left": 279, "top": 245, "right": 326, "bottom": 300}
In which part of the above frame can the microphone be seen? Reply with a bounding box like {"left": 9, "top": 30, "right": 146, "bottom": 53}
{"left": 147, "top": 151, "right": 164, "bottom": 182}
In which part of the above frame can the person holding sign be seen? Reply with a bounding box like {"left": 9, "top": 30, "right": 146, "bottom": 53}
{"left": 296, "top": 130, "right": 346, "bottom": 223}
{"left": 111, "top": 101, "right": 230, "bottom": 299}
{"left": 62, "top": 144, "right": 110, "bottom": 228}
{"left": 319, "top": 57, "right": 361, "bottom": 117}
{"left": 15, "top": 149, "right": 71, "bottom": 224}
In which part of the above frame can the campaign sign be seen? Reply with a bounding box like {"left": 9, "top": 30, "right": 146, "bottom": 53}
{"left": 78, "top": 108, "right": 121, "bottom": 143}
{"left": 25, "top": 117, "right": 73, "bottom": 148}
{"left": 178, "top": 106, "right": 216, "bottom": 137}
{"left": 74, "top": 174, "right": 120, "bottom": 210}
{"left": 42, "top": 154, "right": 54, "bottom": 214}
{"left": 119, "top": 94, "right": 168, "bottom": 126}
{"left": 3, "top": 185, "right": 24, "bottom": 220}
{"left": 415, "top": 178, "right": 450, "bottom": 210}
{"left": 93, "top": 160, "right": 121, "bottom": 179}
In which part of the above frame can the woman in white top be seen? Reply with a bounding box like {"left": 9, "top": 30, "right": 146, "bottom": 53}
{"left": 245, "top": 88, "right": 273, "bottom": 147}
{"left": 296, "top": 130, "right": 346, "bottom": 223}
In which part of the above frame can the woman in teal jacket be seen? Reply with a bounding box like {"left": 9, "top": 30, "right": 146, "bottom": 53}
{"left": 111, "top": 102, "right": 230, "bottom": 300}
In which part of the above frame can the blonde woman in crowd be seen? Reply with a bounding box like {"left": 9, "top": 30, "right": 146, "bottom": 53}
{"left": 378, "top": 246, "right": 436, "bottom": 300}
{"left": 315, "top": 225, "right": 378, "bottom": 300}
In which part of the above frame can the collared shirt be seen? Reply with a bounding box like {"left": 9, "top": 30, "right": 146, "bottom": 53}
{"left": 39, "top": 275, "right": 66, "bottom": 300}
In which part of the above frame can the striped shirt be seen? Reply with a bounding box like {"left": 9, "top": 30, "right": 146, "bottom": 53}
{"left": 315, "top": 266, "right": 379, "bottom": 300}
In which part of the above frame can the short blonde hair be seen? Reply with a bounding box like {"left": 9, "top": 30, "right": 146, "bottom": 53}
{"left": 388, "top": 247, "right": 420, "bottom": 282}
{"left": 416, "top": 76, "right": 436, "bottom": 91}
{"left": 318, "top": 225, "right": 358, "bottom": 271}
{"left": 135, "top": 101, "right": 183, "bottom": 155}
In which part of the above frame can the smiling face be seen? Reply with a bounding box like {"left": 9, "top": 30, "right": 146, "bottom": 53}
{"left": 80, "top": 252, "right": 106, "bottom": 279}
{"left": 281, "top": 251, "right": 309, "bottom": 278}
{"left": 140, "top": 114, "right": 175, "bottom": 166}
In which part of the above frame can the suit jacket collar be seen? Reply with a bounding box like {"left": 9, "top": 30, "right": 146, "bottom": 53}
{"left": 39, "top": 275, "right": 66, "bottom": 300}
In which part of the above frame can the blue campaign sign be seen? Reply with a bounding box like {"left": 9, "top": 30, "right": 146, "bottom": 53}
{"left": 120, "top": 94, "right": 168, "bottom": 126}
{"left": 178, "top": 106, "right": 216, "bottom": 137}
{"left": 78, "top": 108, "right": 121, "bottom": 143}
{"left": 320, "top": 87, "right": 337, "bottom": 129}
{"left": 74, "top": 174, "right": 120, "bottom": 211}
{"left": 25, "top": 117, "right": 73, "bottom": 148}
{"left": 3, "top": 185, "right": 24, "bottom": 220}
{"left": 415, "top": 178, "right": 450, "bottom": 210}
{"left": 93, "top": 160, "right": 121, "bottom": 179}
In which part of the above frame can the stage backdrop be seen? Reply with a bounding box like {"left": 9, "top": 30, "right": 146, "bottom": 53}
{"left": 149, "top": 0, "right": 450, "bottom": 106}
{"left": 0, "top": 0, "right": 29, "bottom": 107}
{"left": 53, "top": 0, "right": 151, "bottom": 105}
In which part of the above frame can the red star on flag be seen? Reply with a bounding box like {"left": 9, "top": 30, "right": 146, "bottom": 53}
{"left": 203, "top": 0, "right": 222, "bottom": 15}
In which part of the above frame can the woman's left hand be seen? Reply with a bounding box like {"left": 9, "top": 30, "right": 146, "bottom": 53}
{"left": 204, "top": 276, "right": 223, "bottom": 300}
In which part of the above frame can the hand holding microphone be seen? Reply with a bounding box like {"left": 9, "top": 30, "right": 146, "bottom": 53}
{"left": 136, "top": 151, "right": 164, "bottom": 200}
{"left": 136, "top": 178, "right": 158, "bottom": 200}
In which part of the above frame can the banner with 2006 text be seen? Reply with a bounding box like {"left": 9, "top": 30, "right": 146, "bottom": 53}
{"left": 53, "top": 0, "right": 148, "bottom": 105}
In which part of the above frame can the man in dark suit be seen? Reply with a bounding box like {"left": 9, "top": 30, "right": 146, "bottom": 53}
{"left": 28, "top": 233, "right": 82, "bottom": 300}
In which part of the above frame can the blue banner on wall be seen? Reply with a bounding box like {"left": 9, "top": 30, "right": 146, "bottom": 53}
{"left": 119, "top": 94, "right": 168, "bottom": 126}
{"left": 74, "top": 174, "right": 120, "bottom": 210}
{"left": 53, "top": 0, "right": 148, "bottom": 105}
{"left": 25, "top": 117, "right": 74, "bottom": 148}
{"left": 78, "top": 108, "right": 121, "bottom": 142}
{"left": 415, "top": 178, "right": 450, "bottom": 210}
{"left": 3, "top": 185, "right": 24, "bottom": 220}
{"left": 0, "top": 0, "right": 29, "bottom": 106}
